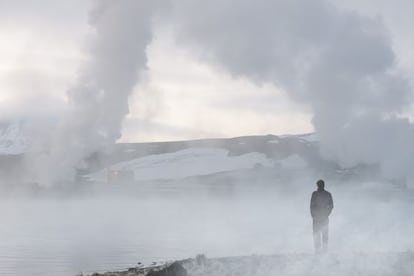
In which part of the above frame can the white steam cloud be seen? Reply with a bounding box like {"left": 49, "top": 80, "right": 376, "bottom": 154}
{"left": 31, "top": 0, "right": 414, "bottom": 185}
{"left": 35, "top": 0, "right": 164, "bottom": 185}
{"left": 167, "top": 0, "right": 414, "bottom": 182}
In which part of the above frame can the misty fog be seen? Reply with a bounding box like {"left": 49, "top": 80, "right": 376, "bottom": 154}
{"left": 2, "top": 0, "right": 414, "bottom": 275}
{"left": 1, "top": 165, "right": 413, "bottom": 275}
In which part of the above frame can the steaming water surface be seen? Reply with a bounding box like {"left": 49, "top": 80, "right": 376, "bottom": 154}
{"left": 0, "top": 180, "right": 413, "bottom": 275}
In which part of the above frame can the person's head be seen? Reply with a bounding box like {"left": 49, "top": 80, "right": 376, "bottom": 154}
{"left": 317, "top": 179, "right": 325, "bottom": 190}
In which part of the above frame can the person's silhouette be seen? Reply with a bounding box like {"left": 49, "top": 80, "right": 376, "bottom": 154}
{"left": 310, "top": 179, "right": 333, "bottom": 253}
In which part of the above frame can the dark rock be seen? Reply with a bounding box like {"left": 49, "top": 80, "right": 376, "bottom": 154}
{"left": 146, "top": 262, "right": 188, "bottom": 276}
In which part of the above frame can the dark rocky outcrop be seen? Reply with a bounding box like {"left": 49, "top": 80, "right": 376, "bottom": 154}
{"left": 90, "top": 262, "right": 188, "bottom": 276}
{"left": 147, "top": 262, "right": 188, "bottom": 276}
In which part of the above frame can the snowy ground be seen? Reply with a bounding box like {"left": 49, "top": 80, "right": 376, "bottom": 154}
{"left": 180, "top": 253, "right": 414, "bottom": 276}
{"left": 87, "top": 148, "right": 275, "bottom": 182}
{"left": 86, "top": 147, "right": 314, "bottom": 183}
{"left": 187, "top": 253, "right": 413, "bottom": 276}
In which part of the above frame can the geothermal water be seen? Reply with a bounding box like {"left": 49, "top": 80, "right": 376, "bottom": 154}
{"left": 0, "top": 176, "right": 413, "bottom": 275}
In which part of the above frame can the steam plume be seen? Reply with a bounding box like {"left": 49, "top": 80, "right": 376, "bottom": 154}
{"left": 34, "top": 0, "right": 414, "bottom": 185}
{"left": 37, "top": 0, "right": 164, "bottom": 185}
{"left": 168, "top": 0, "right": 414, "bottom": 182}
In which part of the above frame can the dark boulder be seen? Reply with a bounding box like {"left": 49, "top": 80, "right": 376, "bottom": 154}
{"left": 147, "top": 262, "right": 188, "bottom": 276}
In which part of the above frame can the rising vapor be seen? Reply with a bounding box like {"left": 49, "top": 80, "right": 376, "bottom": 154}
{"left": 34, "top": 0, "right": 164, "bottom": 185}
{"left": 168, "top": 0, "right": 414, "bottom": 183}
{"left": 32, "top": 0, "right": 414, "bottom": 186}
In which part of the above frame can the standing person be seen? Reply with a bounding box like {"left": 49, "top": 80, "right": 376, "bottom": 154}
{"left": 310, "top": 179, "right": 333, "bottom": 253}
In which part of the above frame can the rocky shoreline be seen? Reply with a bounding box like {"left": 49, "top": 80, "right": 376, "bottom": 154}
{"left": 88, "top": 259, "right": 191, "bottom": 276}
{"left": 87, "top": 252, "right": 414, "bottom": 276}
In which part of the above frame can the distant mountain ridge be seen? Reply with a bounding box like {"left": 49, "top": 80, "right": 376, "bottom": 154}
{"left": 0, "top": 121, "right": 383, "bottom": 186}
{"left": 0, "top": 119, "right": 319, "bottom": 158}
{"left": 0, "top": 121, "right": 328, "bottom": 183}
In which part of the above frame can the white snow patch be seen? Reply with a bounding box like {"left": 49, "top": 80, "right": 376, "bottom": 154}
{"left": 88, "top": 148, "right": 273, "bottom": 182}
{"left": 268, "top": 140, "right": 280, "bottom": 144}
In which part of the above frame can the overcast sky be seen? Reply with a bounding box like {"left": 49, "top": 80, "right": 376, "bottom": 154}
{"left": 0, "top": 0, "right": 413, "bottom": 142}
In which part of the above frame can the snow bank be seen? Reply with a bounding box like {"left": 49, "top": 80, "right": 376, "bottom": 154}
{"left": 88, "top": 148, "right": 274, "bottom": 182}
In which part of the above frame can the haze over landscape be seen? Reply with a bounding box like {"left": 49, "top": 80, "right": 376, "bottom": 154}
{"left": 1, "top": 0, "right": 414, "bottom": 275}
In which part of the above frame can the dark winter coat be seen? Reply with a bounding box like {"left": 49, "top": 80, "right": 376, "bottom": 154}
{"left": 310, "top": 189, "right": 333, "bottom": 220}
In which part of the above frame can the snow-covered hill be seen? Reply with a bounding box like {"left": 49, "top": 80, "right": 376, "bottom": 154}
{"left": 0, "top": 126, "right": 380, "bottom": 185}
{"left": 87, "top": 148, "right": 275, "bottom": 182}
{"left": 0, "top": 127, "right": 334, "bottom": 185}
